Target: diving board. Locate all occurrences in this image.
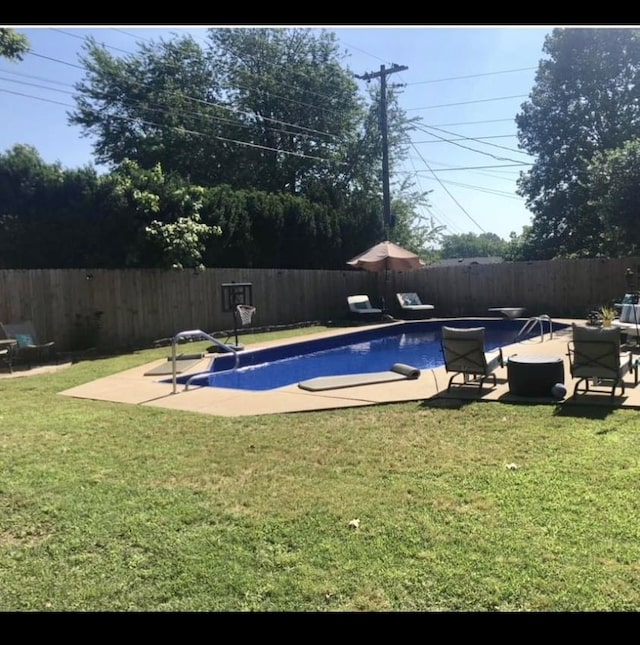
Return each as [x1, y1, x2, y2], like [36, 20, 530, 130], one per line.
[144, 353, 207, 376]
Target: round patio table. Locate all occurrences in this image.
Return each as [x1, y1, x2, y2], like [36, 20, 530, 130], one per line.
[507, 354, 564, 397]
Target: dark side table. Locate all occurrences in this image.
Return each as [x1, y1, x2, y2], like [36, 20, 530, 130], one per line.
[507, 354, 564, 397]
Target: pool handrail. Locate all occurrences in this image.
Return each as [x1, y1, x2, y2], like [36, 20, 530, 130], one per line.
[514, 314, 553, 343]
[171, 329, 239, 394]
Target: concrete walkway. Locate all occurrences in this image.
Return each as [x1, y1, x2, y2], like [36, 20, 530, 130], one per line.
[59, 319, 640, 417]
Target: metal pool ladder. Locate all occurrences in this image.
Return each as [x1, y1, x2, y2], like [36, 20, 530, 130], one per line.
[171, 329, 239, 394]
[514, 314, 553, 343]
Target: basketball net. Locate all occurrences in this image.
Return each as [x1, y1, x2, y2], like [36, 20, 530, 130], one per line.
[236, 304, 256, 326]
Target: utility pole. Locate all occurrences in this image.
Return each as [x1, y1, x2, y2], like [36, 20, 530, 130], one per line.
[356, 63, 408, 238]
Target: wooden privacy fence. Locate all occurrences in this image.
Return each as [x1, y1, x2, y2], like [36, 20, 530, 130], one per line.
[0, 257, 638, 352]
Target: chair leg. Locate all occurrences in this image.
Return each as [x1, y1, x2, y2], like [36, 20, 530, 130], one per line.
[572, 378, 586, 398]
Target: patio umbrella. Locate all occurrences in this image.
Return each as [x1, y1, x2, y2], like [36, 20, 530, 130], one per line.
[346, 240, 426, 273]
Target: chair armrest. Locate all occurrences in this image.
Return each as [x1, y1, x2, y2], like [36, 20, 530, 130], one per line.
[567, 341, 574, 359]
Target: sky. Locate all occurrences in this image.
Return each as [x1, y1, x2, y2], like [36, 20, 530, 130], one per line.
[0, 24, 560, 240]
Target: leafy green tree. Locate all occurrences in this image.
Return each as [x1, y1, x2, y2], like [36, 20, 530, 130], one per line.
[585, 139, 640, 256]
[0, 145, 102, 268]
[70, 34, 229, 184]
[104, 159, 220, 269]
[0, 28, 28, 61]
[439, 232, 508, 259]
[516, 28, 640, 259]
[206, 28, 368, 196]
[68, 27, 421, 269]
[70, 28, 369, 196]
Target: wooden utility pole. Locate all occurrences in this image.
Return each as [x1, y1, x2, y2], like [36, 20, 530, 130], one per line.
[356, 63, 408, 236]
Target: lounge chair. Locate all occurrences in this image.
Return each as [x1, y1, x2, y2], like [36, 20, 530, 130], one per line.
[396, 292, 435, 319]
[347, 295, 383, 321]
[0, 321, 56, 369]
[567, 323, 638, 398]
[440, 325, 504, 391]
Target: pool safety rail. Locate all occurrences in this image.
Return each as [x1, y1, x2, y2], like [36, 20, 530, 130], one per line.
[514, 315, 553, 343]
[171, 329, 239, 394]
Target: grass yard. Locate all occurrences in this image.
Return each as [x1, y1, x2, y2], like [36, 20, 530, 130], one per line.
[1, 326, 639, 612]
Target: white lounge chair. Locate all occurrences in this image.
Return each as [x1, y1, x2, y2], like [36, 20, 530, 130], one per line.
[347, 295, 383, 321]
[396, 292, 434, 319]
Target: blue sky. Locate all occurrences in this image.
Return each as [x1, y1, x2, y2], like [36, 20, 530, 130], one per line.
[0, 24, 558, 240]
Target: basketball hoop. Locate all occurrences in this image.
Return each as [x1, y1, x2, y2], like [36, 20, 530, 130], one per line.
[237, 304, 256, 327]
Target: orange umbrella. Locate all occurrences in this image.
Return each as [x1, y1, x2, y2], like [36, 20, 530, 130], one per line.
[346, 240, 426, 273]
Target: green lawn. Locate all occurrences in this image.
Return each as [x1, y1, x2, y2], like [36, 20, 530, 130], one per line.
[1, 326, 639, 612]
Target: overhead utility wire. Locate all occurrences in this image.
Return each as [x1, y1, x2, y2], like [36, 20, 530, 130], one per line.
[416, 175, 524, 200]
[405, 155, 526, 182]
[101, 27, 346, 117]
[407, 66, 536, 85]
[413, 123, 526, 164]
[79, 28, 537, 130]
[431, 118, 515, 127]
[407, 94, 528, 111]
[25, 50, 340, 141]
[52, 28, 137, 55]
[405, 147, 461, 234]
[29, 31, 537, 148]
[413, 134, 516, 144]
[414, 163, 530, 172]
[410, 141, 486, 234]
[0, 72, 331, 144]
[419, 123, 528, 155]
[0, 88, 343, 164]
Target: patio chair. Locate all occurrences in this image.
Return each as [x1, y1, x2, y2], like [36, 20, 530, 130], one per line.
[347, 295, 383, 321]
[0, 321, 56, 369]
[396, 292, 435, 319]
[567, 323, 638, 398]
[440, 325, 504, 391]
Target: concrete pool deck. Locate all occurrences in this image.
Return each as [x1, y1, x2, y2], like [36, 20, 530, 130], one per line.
[59, 318, 640, 417]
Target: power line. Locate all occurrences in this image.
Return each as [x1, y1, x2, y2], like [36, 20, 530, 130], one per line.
[22, 50, 342, 141]
[404, 156, 525, 182]
[413, 123, 526, 164]
[414, 163, 531, 172]
[0, 88, 344, 164]
[405, 153, 461, 234]
[410, 142, 486, 234]
[407, 66, 536, 85]
[0, 72, 335, 145]
[430, 118, 515, 127]
[418, 123, 528, 155]
[407, 94, 528, 111]
[413, 134, 516, 144]
[418, 176, 523, 200]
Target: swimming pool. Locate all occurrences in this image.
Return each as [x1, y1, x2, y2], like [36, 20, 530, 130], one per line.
[175, 319, 566, 392]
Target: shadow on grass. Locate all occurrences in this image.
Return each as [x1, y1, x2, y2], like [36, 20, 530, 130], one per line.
[552, 398, 625, 420]
[423, 391, 621, 420]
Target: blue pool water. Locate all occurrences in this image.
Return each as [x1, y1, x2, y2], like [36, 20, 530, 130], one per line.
[175, 319, 566, 392]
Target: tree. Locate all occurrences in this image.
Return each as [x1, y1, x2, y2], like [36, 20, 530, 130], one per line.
[585, 139, 640, 256]
[70, 29, 368, 195]
[516, 28, 640, 259]
[0, 28, 28, 61]
[0, 144, 103, 268]
[70, 34, 229, 183]
[104, 159, 220, 269]
[439, 232, 507, 259]
[68, 27, 423, 269]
